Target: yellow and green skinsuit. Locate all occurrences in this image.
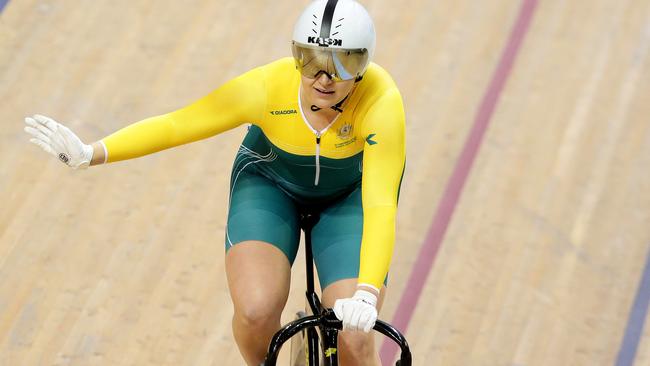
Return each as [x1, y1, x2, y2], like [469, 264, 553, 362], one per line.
[102, 58, 406, 290]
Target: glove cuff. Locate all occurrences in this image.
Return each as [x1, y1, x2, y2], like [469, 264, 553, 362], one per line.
[74, 144, 94, 169]
[352, 289, 378, 308]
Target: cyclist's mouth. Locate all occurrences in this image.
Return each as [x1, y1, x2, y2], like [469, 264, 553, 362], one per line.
[315, 87, 335, 95]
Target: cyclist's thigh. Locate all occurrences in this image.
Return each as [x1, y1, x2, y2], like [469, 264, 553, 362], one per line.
[310, 186, 378, 291]
[226, 240, 294, 315]
[225, 171, 301, 311]
[226, 170, 301, 264]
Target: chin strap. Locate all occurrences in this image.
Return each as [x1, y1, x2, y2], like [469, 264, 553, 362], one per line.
[331, 95, 348, 113]
[310, 96, 346, 113]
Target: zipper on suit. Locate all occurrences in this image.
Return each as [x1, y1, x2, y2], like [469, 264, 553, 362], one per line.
[297, 86, 341, 187]
[315, 133, 322, 185]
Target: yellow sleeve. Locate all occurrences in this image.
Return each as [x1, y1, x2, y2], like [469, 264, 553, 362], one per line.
[102, 67, 266, 162]
[358, 88, 406, 290]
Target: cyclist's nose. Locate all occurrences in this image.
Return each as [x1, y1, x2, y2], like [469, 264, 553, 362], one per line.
[315, 72, 334, 85]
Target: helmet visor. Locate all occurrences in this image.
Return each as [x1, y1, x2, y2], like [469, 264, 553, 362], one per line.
[292, 42, 369, 82]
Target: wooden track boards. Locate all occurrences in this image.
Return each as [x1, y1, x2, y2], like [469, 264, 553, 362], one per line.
[1, 0, 649, 365]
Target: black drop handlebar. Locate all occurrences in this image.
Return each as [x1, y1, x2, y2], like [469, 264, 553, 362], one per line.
[263, 309, 412, 366]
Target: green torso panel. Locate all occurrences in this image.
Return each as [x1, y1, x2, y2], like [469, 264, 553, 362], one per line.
[235, 124, 364, 203]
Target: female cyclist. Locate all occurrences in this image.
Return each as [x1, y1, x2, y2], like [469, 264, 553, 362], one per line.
[24, 1, 405, 365]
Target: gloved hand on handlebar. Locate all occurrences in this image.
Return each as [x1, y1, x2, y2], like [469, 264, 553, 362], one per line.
[333, 288, 378, 333]
[24, 114, 94, 169]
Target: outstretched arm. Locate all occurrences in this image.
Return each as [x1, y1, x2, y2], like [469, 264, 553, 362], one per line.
[100, 67, 266, 163]
[26, 66, 267, 167]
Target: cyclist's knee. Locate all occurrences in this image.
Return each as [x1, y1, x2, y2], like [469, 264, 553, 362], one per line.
[234, 300, 282, 330]
[337, 331, 375, 362]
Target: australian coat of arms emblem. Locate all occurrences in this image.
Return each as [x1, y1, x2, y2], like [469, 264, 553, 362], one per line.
[337, 123, 353, 140]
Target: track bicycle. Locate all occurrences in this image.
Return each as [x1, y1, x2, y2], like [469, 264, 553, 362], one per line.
[263, 212, 412, 366]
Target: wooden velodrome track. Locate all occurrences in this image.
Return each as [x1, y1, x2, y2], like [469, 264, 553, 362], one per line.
[1, 0, 649, 365]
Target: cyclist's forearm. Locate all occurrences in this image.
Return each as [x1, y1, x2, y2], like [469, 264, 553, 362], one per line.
[358, 205, 397, 290]
[99, 114, 185, 163]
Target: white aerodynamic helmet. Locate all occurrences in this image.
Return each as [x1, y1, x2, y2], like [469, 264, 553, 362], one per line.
[292, 0, 376, 81]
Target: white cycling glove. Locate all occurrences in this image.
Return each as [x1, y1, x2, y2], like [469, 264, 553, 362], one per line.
[24, 114, 94, 169]
[333, 289, 378, 333]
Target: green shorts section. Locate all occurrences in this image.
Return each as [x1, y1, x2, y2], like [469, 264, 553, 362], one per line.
[310, 186, 366, 289]
[226, 171, 301, 264]
[226, 169, 382, 289]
